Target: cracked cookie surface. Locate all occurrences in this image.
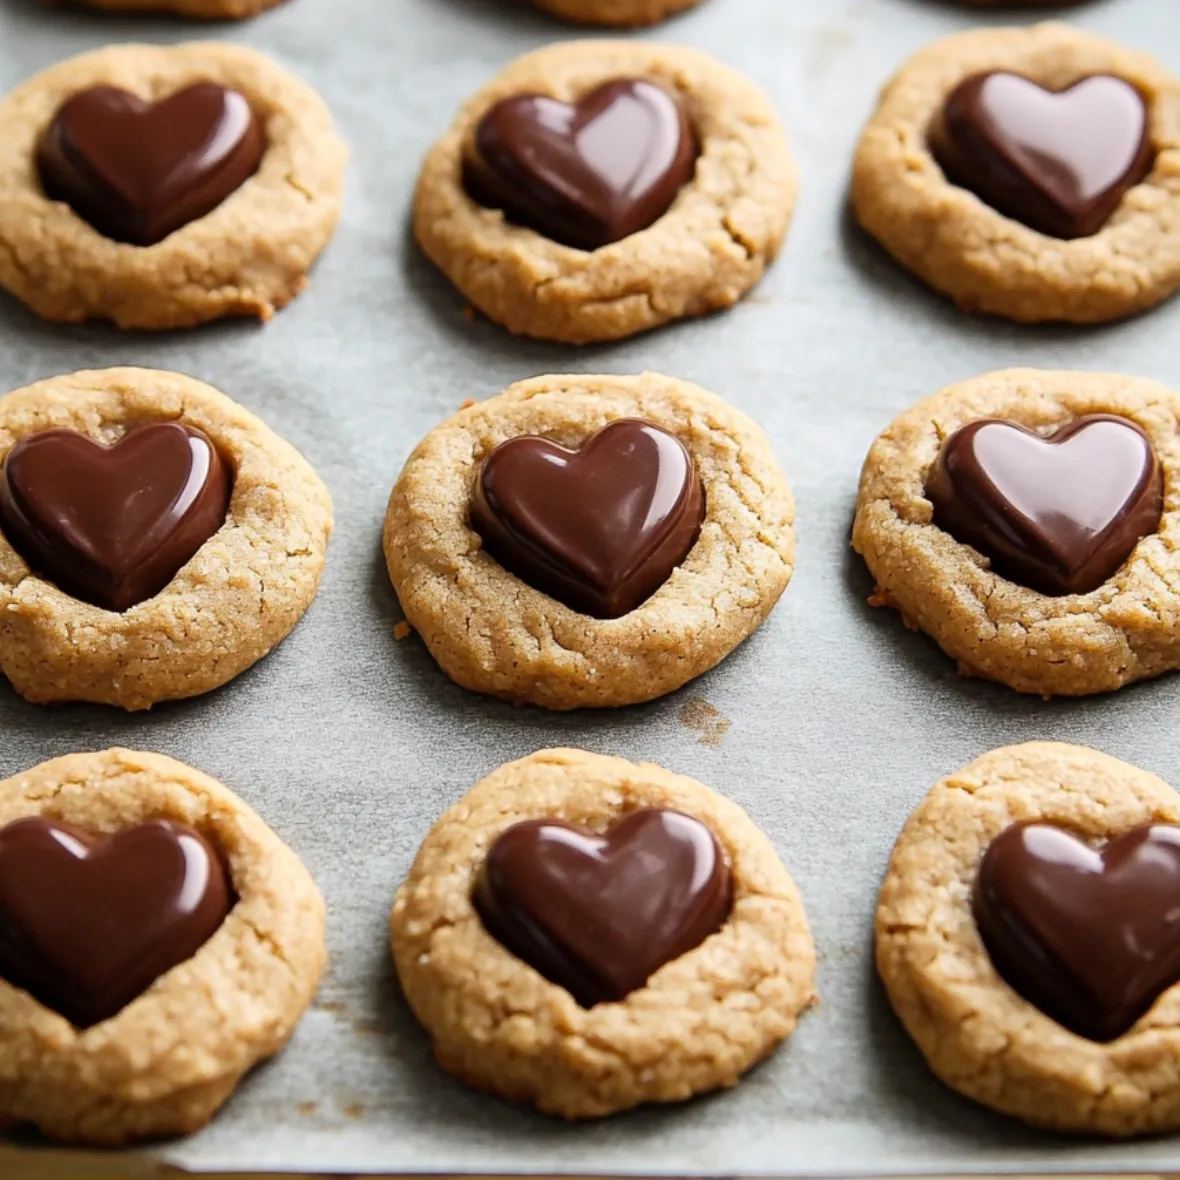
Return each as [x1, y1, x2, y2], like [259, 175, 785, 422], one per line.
[413, 40, 795, 344]
[528, 0, 705, 25]
[43, 0, 288, 15]
[0, 42, 346, 330]
[384, 372, 794, 709]
[878, 741, 1180, 1136]
[852, 24, 1180, 323]
[852, 368, 1180, 697]
[0, 747, 325, 1146]
[391, 747, 816, 1119]
[0, 367, 333, 711]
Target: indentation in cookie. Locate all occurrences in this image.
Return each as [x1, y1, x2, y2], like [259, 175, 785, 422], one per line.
[0, 817, 233, 1029]
[36, 83, 264, 247]
[470, 418, 705, 619]
[0, 422, 233, 612]
[463, 78, 698, 250]
[473, 809, 732, 1006]
[929, 72, 1153, 239]
[974, 821, 1180, 1042]
[924, 414, 1162, 596]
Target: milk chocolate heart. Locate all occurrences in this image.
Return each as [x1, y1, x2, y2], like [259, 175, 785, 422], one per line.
[0, 422, 232, 612]
[465, 78, 698, 250]
[474, 810, 731, 1007]
[37, 83, 264, 247]
[925, 414, 1162, 596]
[930, 72, 1153, 239]
[0, 817, 232, 1028]
[470, 418, 704, 618]
[975, 822, 1180, 1042]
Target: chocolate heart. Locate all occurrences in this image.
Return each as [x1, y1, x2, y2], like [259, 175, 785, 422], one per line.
[925, 414, 1162, 596]
[37, 83, 264, 247]
[0, 422, 232, 612]
[975, 822, 1180, 1042]
[464, 78, 698, 250]
[0, 817, 232, 1028]
[474, 809, 731, 1007]
[930, 72, 1153, 239]
[470, 418, 704, 619]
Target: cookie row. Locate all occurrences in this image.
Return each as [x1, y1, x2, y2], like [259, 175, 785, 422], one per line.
[1, 24, 1176, 334]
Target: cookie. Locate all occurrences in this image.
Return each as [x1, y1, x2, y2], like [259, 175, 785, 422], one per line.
[391, 747, 816, 1119]
[0, 367, 333, 711]
[528, 0, 704, 25]
[0, 747, 325, 1145]
[43, 0, 288, 15]
[852, 367, 1180, 697]
[852, 24, 1180, 323]
[384, 372, 794, 709]
[878, 740, 1180, 1137]
[0, 42, 346, 330]
[414, 41, 795, 343]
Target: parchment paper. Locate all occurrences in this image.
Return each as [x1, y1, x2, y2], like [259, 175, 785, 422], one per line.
[1, 0, 1180, 1173]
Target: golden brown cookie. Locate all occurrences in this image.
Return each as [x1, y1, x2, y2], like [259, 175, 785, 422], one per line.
[852, 24, 1180, 323]
[414, 40, 796, 344]
[384, 372, 794, 709]
[43, 0, 288, 15]
[0, 42, 346, 330]
[0, 367, 333, 711]
[391, 748, 816, 1119]
[878, 741, 1180, 1137]
[0, 747, 325, 1146]
[852, 368, 1180, 697]
[529, 0, 704, 25]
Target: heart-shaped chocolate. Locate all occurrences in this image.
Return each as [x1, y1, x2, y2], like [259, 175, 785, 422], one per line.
[470, 418, 704, 619]
[37, 83, 264, 247]
[464, 78, 698, 250]
[0, 422, 232, 612]
[930, 72, 1153, 239]
[0, 817, 232, 1028]
[975, 822, 1180, 1042]
[474, 809, 731, 1007]
[925, 414, 1162, 596]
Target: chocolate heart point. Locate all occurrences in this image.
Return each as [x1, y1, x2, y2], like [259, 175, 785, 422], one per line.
[465, 78, 698, 250]
[0, 817, 232, 1028]
[0, 422, 232, 612]
[926, 414, 1162, 596]
[471, 418, 704, 619]
[475, 809, 732, 1006]
[975, 822, 1180, 1042]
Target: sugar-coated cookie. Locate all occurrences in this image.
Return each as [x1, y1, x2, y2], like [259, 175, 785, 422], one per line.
[529, 0, 704, 25]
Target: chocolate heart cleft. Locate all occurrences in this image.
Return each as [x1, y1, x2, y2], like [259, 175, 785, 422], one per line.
[474, 809, 732, 1007]
[975, 821, 1180, 1042]
[0, 817, 233, 1029]
[0, 422, 233, 612]
[470, 418, 705, 619]
[464, 78, 698, 250]
[925, 414, 1163, 596]
[37, 83, 264, 247]
[930, 72, 1153, 240]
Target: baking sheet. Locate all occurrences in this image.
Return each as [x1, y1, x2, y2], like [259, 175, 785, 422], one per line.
[1, 0, 1180, 1173]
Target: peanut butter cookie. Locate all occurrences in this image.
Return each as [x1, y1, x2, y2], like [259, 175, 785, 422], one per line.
[0, 747, 325, 1146]
[852, 24, 1180, 323]
[391, 748, 815, 1119]
[852, 368, 1180, 697]
[414, 40, 795, 343]
[529, 0, 704, 25]
[384, 372, 794, 709]
[879, 741, 1180, 1136]
[0, 42, 345, 329]
[0, 367, 333, 710]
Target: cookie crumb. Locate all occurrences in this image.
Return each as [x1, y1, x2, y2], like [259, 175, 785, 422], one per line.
[297, 1101, 317, 1117]
[394, 621, 413, 641]
[344, 1103, 366, 1120]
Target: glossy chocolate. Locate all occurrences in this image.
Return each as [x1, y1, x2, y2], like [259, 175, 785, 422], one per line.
[474, 809, 732, 1007]
[0, 817, 232, 1029]
[470, 418, 704, 619]
[465, 78, 698, 250]
[925, 414, 1162, 596]
[975, 822, 1180, 1042]
[930, 72, 1153, 239]
[37, 83, 264, 247]
[0, 422, 232, 613]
